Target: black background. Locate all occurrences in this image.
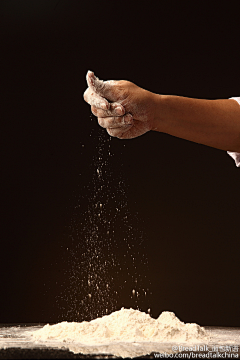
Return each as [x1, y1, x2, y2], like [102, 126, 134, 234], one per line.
[1, 1, 240, 327]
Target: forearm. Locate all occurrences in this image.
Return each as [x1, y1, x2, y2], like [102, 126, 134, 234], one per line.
[151, 95, 240, 152]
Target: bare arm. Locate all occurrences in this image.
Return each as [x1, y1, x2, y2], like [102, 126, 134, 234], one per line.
[151, 95, 240, 152]
[84, 71, 240, 152]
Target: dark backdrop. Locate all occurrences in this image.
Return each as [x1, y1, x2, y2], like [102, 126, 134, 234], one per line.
[1, 1, 240, 327]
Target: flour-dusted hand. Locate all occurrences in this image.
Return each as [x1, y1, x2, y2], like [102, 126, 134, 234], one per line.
[84, 71, 240, 153]
[83, 71, 157, 139]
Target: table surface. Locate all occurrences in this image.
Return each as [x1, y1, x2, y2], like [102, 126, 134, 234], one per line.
[0, 324, 240, 359]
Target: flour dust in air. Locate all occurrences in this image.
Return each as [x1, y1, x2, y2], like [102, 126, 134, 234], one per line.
[56, 125, 151, 322]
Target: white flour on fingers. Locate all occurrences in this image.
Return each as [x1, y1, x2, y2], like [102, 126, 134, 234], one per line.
[84, 87, 109, 110]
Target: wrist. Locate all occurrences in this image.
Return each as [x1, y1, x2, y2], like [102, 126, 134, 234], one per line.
[149, 93, 166, 132]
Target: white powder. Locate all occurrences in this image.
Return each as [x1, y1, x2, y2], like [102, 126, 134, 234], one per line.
[32, 308, 208, 345]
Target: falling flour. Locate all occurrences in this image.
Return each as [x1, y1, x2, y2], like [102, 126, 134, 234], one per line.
[57, 130, 151, 322]
[32, 308, 208, 345]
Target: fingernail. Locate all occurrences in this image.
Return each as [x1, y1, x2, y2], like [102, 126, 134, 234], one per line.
[116, 106, 124, 115]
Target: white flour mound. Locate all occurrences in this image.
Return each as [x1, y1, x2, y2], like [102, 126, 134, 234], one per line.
[32, 308, 207, 345]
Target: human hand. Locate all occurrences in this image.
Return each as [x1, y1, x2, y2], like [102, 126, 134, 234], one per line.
[83, 71, 157, 139]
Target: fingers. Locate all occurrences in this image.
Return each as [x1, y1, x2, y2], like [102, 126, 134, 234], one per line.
[83, 87, 110, 110]
[84, 85, 125, 115]
[84, 71, 137, 139]
[91, 103, 125, 117]
[87, 71, 106, 92]
[107, 125, 132, 138]
[86, 70, 117, 102]
[98, 113, 133, 129]
[106, 120, 150, 140]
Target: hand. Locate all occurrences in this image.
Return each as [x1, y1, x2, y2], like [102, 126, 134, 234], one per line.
[83, 71, 157, 139]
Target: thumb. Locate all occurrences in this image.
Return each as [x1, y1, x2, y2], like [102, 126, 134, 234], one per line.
[87, 71, 117, 102]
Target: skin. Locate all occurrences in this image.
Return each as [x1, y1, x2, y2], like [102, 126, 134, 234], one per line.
[83, 71, 240, 152]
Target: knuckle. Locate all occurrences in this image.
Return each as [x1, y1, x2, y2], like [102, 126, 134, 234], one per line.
[101, 109, 110, 117]
[110, 116, 123, 128]
[98, 118, 105, 127]
[117, 132, 125, 139]
[91, 106, 98, 116]
[106, 117, 115, 127]
[107, 128, 116, 137]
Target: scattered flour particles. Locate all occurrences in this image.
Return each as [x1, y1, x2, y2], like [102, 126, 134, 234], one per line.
[33, 308, 208, 345]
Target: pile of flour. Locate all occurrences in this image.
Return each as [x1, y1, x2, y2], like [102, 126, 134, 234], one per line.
[32, 308, 208, 345]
